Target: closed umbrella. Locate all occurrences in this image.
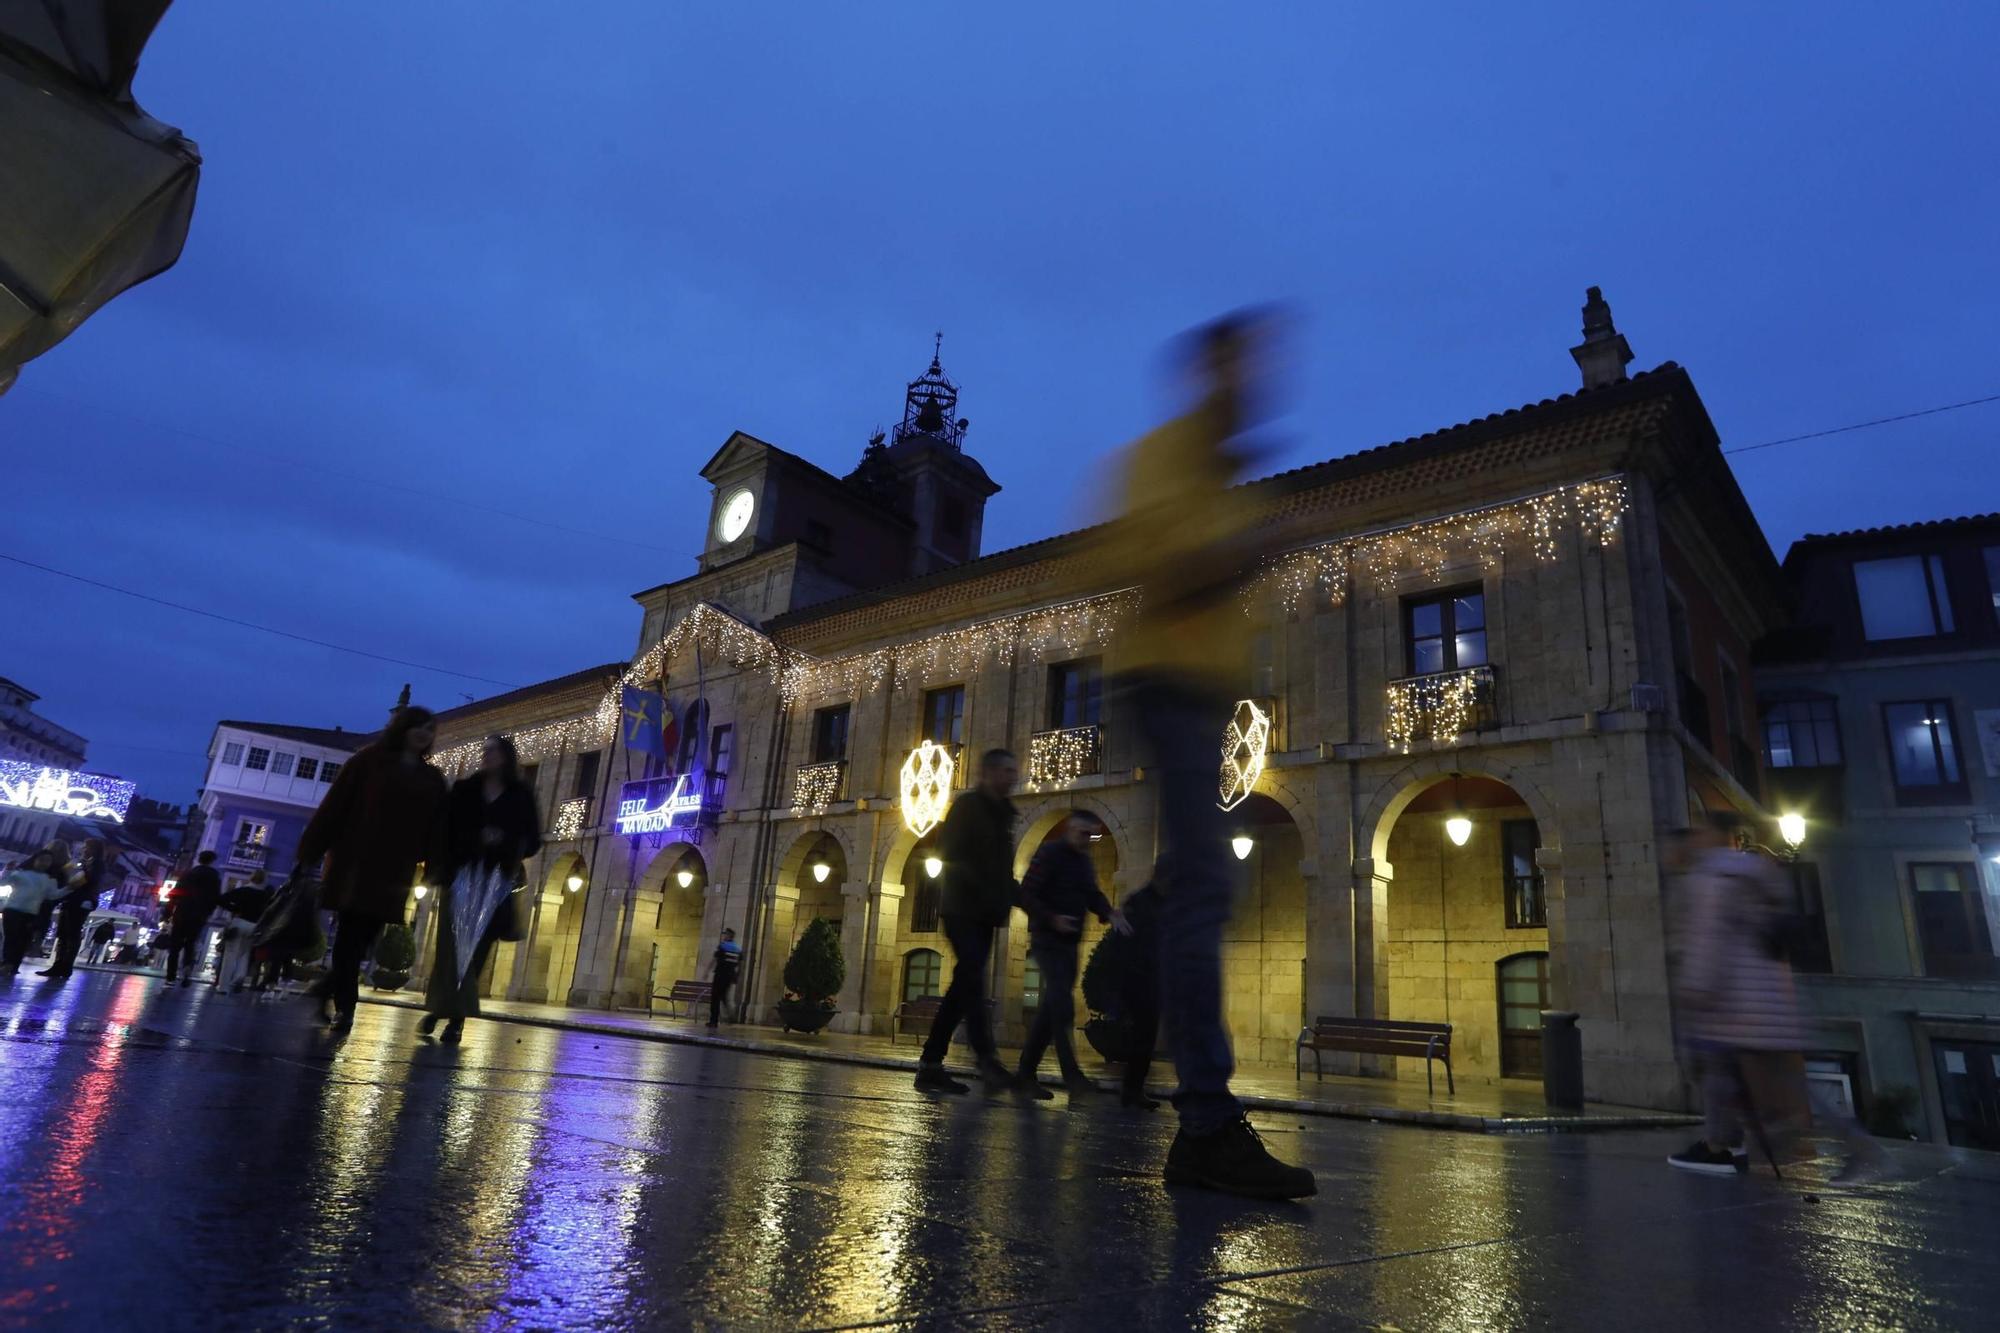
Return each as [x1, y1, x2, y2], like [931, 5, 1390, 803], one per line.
[0, 0, 200, 392]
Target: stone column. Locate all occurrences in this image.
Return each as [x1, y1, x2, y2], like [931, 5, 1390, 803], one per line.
[832, 879, 870, 1033]
[1351, 856, 1393, 1020]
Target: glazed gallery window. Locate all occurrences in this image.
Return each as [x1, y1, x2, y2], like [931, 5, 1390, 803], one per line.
[902, 948, 943, 1003]
[1883, 701, 1967, 802]
[1853, 555, 1954, 641]
[320, 762, 341, 784]
[234, 820, 269, 848]
[1762, 698, 1842, 768]
[1500, 819, 1546, 929]
[220, 742, 244, 767]
[1908, 862, 2000, 980]
[922, 685, 965, 747]
[295, 756, 318, 782]
[572, 749, 602, 800]
[1405, 587, 1487, 676]
[812, 705, 851, 764]
[270, 752, 295, 778]
[1046, 658, 1101, 730]
[244, 747, 270, 772]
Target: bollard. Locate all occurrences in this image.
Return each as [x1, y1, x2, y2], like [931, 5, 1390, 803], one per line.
[1540, 1010, 1584, 1110]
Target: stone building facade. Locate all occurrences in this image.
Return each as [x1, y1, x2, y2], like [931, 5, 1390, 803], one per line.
[425, 301, 1787, 1111]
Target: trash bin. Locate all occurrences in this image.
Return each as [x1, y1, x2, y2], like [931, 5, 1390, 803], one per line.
[1541, 1010, 1583, 1110]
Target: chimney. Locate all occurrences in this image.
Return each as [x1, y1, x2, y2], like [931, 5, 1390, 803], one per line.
[391, 682, 411, 716]
[1569, 285, 1633, 390]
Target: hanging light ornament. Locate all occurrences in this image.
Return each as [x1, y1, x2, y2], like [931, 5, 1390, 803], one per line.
[923, 854, 944, 879]
[1218, 698, 1272, 811]
[811, 860, 832, 884]
[1444, 773, 1472, 847]
[899, 740, 956, 836]
[1231, 834, 1255, 861]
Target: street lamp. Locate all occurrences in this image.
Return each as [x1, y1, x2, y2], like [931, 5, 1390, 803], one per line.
[677, 868, 695, 889]
[566, 872, 585, 893]
[1444, 773, 1472, 846]
[414, 883, 429, 901]
[923, 854, 944, 879]
[1777, 812, 1807, 852]
[1231, 834, 1254, 861]
[811, 860, 831, 884]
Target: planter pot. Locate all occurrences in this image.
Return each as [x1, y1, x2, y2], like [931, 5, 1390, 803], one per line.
[778, 997, 837, 1034]
[370, 970, 410, 992]
[1084, 1016, 1136, 1064]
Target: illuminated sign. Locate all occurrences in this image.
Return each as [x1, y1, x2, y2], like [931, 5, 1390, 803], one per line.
[0, 760, 135, 823]
[615, 773, 706, 835]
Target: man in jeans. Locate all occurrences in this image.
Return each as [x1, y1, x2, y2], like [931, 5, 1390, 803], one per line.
[1095, 310, 1315, 1198]
[708, 927, 741, 1028]
[1015, 811, 1129, 1099]
[915, 748, 1020, 1096]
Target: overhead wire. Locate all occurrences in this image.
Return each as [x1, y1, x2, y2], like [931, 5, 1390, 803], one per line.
[1723, 393, 2000, 456]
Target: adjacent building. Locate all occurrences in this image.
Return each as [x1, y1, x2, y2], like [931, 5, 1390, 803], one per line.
[1756, 513, 2000, 1148]
[424, 296, 1794, 1113]
[0, 675, 135, 860]
[189, 721, 368, 888]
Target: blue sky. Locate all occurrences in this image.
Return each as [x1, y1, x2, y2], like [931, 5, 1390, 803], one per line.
[6, 3, 1997, 803]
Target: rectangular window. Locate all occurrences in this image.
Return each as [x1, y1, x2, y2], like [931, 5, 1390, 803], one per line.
[244, 747, 270, 772]
[1909, 862, 2000, 980]
[1787, 862, 1834, 974]
[922, 686, 965, 747]
[320, 762, 341, 784]
[1500, 819, 1545, 929]
[1762, 698, 1842, 768]
[1854, 554, 1954, 640]
[1404, 587, 1487, 676]
[270, 752, 295, 777]
[812, 705, 851, 764]
[235, 820, 269, 847]
[220, 742, 244, 767]
[295, 756, 318, 781]
[1883, 700, 1967, 802]
[708, 725, 733, 803]
[572, 750, 602, 800]
[1046, 658, 1102, 730]
[910, 875, 942, 934]
[1718, 659, 1745, 740]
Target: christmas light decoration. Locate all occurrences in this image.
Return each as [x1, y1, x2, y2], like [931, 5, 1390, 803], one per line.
[1026, 726, 1100, 788]
[0, 760, 135, 823]
[898, 741, 956, 836]
[551, 796, 590, 841]
[1218, 699, 1272, 811]
[1384, 666, 1491, 753]
[791, 761, 844, 818]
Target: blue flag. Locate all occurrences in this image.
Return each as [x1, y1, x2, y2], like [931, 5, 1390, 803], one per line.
[620, 686, 668, 756]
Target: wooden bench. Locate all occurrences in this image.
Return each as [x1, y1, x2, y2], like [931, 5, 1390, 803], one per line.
[655, 979, 712, 1018]
[1296, 1016, 1455, 1096]
[891, 995, 943, 1044]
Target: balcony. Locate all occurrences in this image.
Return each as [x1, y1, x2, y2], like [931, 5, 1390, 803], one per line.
[791, 760, 846, 817]
[551, 796, 592, 841]
[1027, 725, 1102, 788]
[1384, 664, 1496, 753]
[226, 842, 268, 869]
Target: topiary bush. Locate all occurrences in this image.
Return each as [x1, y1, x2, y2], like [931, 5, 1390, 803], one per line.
[782, 917, 845, 1005]
[372, 922, 416, 973]
[1081, 929, 1130, 1019]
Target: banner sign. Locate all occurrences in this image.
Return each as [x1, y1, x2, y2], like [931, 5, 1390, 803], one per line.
[615, 773, 706, 835]
[0, 760, 135, 823]
[620, 687, 670, 757]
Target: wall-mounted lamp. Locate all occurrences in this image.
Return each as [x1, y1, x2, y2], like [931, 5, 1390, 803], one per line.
[923, 855, 943, 879]
[1777, 812, 1807, 852]
[811, 860, 831, 884]
[1231, 834, 1255, 861]
[1445, 773, 1472, 847]
[413, 883, 429, 901]
[566, 872, 585, 893]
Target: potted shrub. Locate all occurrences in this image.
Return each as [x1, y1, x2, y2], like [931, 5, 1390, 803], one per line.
[369, 922, 416, 992]
[777, 917, 844, 1034]
[1081, 929, 1138, 1063]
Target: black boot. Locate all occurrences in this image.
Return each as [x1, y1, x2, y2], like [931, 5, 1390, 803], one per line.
[1164, 1117, 1316, 1199]
[440, 1018, 464, 1045]
[1013, 1072, 1055, 1101]
[1121, 1088, 1163, 1110]
[977, 1059, 1014, 1096]
[417, 1013, 440, 1037]
[914, 1062, 969, 1095]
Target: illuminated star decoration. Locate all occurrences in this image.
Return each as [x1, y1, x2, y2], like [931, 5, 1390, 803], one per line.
[899, 741, 956, 836]
[1217, 699, 1271, 811]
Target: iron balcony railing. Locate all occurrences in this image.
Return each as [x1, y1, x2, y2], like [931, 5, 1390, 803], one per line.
[1027, 724, 1102, 787]
[791, 760, 846, 817]
[1384, 663, 1496, 752]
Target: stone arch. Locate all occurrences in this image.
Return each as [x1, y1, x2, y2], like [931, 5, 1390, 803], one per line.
[628, 840, 709, 997]
[1223, 792, 1311, 1066]
[1010, 794, 1130, 882]
[761, 829, 852, 1007]
[523, 850, 590, 1004]
[1246, 767, 1319, 861]
[1358, 754, 1561, 868]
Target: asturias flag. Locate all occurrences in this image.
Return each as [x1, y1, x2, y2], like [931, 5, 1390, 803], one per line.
[620, 687, 668, 756]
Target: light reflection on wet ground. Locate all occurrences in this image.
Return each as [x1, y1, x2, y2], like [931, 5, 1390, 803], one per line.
[0, 973, 1992, 1330]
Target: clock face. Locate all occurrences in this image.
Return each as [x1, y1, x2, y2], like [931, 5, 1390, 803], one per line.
[716, 489, 755, 543]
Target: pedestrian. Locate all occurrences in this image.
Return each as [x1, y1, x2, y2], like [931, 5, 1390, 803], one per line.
[1666, 818, 1890, 1183]
[0, 850, 63, 979]
[1114, 880, 1165, 1110]
[28, 838, 72, 960]
[38, 837, 106, 980]
[419, 735, 538, 1045]
[214, 870, 275, 992]
[1092, 310, 1315, 1198]
[706, 927, 742, 1028]
[914, 748, 1021, 1097]
[85, 918, 116, 966]
[163, 850, 223, 986]
[295, 704, 448, 1033]
[1014, 811, 1130, 1100]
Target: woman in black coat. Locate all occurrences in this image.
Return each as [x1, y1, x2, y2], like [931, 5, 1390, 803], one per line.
[419, 735, 541, 1044]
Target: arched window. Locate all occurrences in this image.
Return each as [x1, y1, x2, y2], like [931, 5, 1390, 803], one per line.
[1497, 952, 1551, 1078]
[902, 948, 943, 1003]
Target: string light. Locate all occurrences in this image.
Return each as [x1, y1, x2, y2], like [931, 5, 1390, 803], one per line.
[551, 796, 589, 841]
[1026, 726, 1100, 788]
[1218, 698, 1272, 811]
[899, 741, 956, 836]
[1385, 666, 1490, 753]
[791, 761, 844, 818]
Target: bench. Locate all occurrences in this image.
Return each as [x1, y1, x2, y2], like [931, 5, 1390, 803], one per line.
[1296, 1016, 1455, 1096]
[655, 979, 712, 1018]
[891, 995, 943, 1044]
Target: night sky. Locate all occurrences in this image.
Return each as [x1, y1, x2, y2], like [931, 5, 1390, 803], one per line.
[6, 4, 1997, 806]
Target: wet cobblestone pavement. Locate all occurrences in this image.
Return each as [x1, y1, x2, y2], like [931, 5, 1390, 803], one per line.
[2, 972, 1994, 1331]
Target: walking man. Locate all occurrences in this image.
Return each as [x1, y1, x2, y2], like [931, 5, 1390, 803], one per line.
[708, 927, 741, 1028]
[86, 918, 117, 966]
[914, 748, 1020, 1096]
[1015, 811, 1128, 1099]
[1094, 310, 1315, 1197]
[39, 837, 106, 980]
[164, 851, 222, 987]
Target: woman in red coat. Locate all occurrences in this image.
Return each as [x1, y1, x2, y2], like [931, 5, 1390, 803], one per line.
[294, 705, 448, 1030]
